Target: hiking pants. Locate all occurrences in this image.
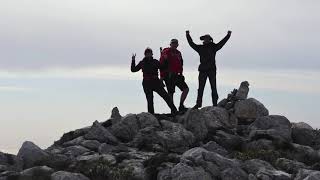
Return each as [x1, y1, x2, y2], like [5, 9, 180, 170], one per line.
[196, 70, 218, 106]
[142, 79, 176, 114]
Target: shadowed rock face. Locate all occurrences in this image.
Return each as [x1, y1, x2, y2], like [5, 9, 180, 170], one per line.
[2, 81, 320, 180]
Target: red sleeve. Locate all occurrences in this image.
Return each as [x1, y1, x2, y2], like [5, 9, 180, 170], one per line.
[159, 48, 170, 78]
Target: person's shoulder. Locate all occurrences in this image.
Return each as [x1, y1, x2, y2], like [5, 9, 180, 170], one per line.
[162, 47, 171, 53]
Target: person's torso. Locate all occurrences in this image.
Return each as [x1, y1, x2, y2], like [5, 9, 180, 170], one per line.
[141, 58, 160, 80]
[163, 48, 183, 73]
[197, 43, 217, 71]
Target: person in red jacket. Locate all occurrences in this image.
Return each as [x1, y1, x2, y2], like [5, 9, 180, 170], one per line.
[131, 48, 177, 115]
[160, 39, 189, 112]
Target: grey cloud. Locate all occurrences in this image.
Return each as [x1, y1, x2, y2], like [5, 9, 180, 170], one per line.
[0, 0, 319, 71]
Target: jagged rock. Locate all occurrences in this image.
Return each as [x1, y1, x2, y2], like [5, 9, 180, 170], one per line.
[0, 152, 23, 172]
[249, 115, 292, 145]
[221, 167, 248, 180]
[17, 141, 50, 169]
[143, 153, 181, 179]
[241, 159, 275, 175]
[98, 143, 129, 154]
[117, 148, 156, 163]
[256, 168, 291, 180]
[156, 120, 195, 153]
[118, 159, 148, 180]
[248, 174, 258, 180]
[294, 169, 320, 180]
[110, 114, 140, 142]
[202, 141, 229, 156]
[0, 165, 7, 173]
[236, 125, 250, 136]
[165, 163, 213, 180]
[131, 127, 164, 151]
[275, 158, 308, 174]
[84, 120, 118, 145]
[54, 127, 90, 146]
[111, 106, 122, 121]
[156, 163, 175, 180]
[44, 153, 72, 170]
[201, 106, 234, 130]
[212, 130, 243, 150]
[19, 165, 54, 179]
[62, 136, 84, 147]
[0, 171, 20, 179]
[76, 154, 116, 165]
[177, 109, 208, 141]
[292, 127, 320, 148]
[62, 145, 90, 157]
[51, 171, 90, 180]
[292, 122, 313, 130]
[291, 143, 320, 164]
[235, 81, 250, 100]
[111, 113, 159, 143]
[137, 112, 161, 129]
[234, 98, 269, 124]
[182, 147, 239, 171]
[80, 140, 101, 151]
[244, 139, 275, 151]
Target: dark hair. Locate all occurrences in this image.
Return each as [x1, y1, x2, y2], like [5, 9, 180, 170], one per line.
[144, 48, 153, 55]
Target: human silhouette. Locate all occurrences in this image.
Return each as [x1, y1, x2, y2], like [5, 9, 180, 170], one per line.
[159, 39, 189, 112]
[186, 30, 231, 108]
[131, 48, 178, 114]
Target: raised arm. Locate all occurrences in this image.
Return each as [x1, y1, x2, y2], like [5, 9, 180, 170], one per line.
[186, 30, 200, 52]
[216, 31, 232, 50]
[131, 54, 142, 72]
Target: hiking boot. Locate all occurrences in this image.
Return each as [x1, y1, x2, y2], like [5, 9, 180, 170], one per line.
[192, 104, 202, 109]
[179, 105, 188, 112]
[171, 108, 178, 115]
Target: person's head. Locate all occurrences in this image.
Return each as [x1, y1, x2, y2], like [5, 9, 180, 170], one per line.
[144, 47, 153, 58]
[170, 39, 179, 49]
[200, 34, 213, 44]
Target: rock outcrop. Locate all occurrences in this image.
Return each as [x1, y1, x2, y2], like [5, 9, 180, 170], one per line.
[1, 81, 319, 180]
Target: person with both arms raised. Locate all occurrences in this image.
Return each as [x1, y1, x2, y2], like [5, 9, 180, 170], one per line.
[186, 30, 232, 109]
[131, 48, 177, 115]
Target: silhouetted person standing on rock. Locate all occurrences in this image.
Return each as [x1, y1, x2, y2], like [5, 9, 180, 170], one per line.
[131, 48, 178, 114]
[160, 39, 189, 112]
[186, 30, 231, 109]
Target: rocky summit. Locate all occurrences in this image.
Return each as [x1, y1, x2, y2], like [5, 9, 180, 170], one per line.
[1, 81, 320, 180]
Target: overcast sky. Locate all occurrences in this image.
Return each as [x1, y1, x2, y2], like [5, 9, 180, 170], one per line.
[0, 0, 319, 71]
[0, 0, 320, 154]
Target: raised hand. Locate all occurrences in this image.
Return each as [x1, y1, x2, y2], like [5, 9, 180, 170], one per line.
[132, 53, 136, 61]
[228, 30, 232, 35]
[186, 30, 190, 34]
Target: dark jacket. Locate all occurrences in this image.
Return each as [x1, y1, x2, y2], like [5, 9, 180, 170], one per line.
[186, 33, 231, 72]
[131, 57, 168, 80]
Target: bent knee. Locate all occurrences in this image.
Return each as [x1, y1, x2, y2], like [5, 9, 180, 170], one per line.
[184, 87, 189, 93]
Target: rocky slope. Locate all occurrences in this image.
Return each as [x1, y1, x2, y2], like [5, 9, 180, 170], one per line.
[1, 81, 320, 180]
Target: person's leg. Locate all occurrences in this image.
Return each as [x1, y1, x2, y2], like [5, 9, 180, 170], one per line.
[194, 71, 208, 108]
[164, 74, 175, 104]
[208, 70, 218, 106]
[143, 81, 155, 114]
[154, 80, 177, 114]
[180, 87, 189, 106]
[176, 75, 189, 111]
